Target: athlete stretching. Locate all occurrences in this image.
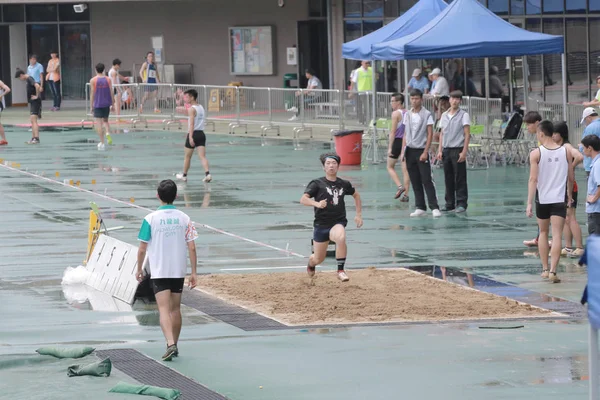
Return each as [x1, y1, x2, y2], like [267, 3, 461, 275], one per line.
[301, 153, 363, 282]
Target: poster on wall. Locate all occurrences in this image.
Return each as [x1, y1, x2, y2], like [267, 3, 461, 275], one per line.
[229, 26, 273, 76]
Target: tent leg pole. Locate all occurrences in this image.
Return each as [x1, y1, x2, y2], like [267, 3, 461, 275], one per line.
[590, 325, 599, 400]
[404, 60, 409, 97]
[561, 53, 567, 121]
[485, 58, 490, 137]
[508, 56, 513, 114]
[371, 59, 378, 164]
[523, 56, 530, 114]
[397, 60, 401, 92]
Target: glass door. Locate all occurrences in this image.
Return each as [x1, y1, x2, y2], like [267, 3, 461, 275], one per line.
[27, 23, 59, 95]
[60, 24, 91, 100]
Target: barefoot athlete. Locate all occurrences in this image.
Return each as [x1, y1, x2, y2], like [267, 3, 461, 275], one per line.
[137, 179, 198, 361]
[301, 153, 363, 282]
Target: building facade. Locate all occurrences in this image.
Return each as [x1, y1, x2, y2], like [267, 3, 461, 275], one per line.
[0, 0, 598, 105]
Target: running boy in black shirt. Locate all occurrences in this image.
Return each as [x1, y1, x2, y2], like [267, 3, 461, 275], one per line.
[301, 153, 363, 282]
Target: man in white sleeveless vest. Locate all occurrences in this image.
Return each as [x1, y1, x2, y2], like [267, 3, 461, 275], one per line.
[437, 90, 470, 213]
[401, 89, 440, 217]
[526, 120, 573, 284]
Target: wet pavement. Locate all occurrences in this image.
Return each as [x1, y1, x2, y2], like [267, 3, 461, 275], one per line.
[0, 127, 593, 399]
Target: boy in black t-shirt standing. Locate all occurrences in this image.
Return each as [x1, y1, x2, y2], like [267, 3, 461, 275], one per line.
[301, 153, 363, 282]
[15, 69, 42, 144]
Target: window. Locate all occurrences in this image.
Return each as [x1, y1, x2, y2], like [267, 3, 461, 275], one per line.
[543, 0, 564, 13]
[26, 4, 57, 22]
[566, 18, 587, 103]
[511, 0, 524, 15]
[566, 0, 587, 13]
[344, 0, 361, 17]
[488, 0, 509, 15]
[344, 21, 362, 84]
[592, 0, 600, 12]
[542, 18, 563, 103]
[589, 19, 600, 102]
[526, 0, 541, 15]
[399, 0, 416, 13]
[363, 20, 383, 35]
[363, 0, 384, 17]
[384, 0, 399, 18]
[59, 4, 90, 21]
[525, 19, 543, 101]
[3, 4, 24, 22]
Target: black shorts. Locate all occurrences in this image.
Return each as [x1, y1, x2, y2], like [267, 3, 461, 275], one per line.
[185, 130, 206, 149]
[389, 138, 404, 159]
[151, 278, 185, 294]
[313, 223, 346, 243]
[29, 99, 42, 118]
[94, 107, 110, 119]
[536, 202, 567, 220]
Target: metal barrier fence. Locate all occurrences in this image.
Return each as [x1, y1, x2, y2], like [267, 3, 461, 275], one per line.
[84, 83, 587, 144]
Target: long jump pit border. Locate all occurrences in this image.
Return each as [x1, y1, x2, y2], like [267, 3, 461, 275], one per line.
[181, 266, 585, 331]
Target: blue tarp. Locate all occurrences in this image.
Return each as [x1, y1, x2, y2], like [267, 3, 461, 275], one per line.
[342, 0, 447, 60]
[371, 0, 564, 60]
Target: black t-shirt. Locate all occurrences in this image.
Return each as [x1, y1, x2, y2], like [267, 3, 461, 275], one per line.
[26, 77, 37, 102]
[304, 177, 356, 227]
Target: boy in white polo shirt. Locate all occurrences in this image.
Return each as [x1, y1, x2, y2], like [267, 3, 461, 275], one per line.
[136, 179, 198, 361]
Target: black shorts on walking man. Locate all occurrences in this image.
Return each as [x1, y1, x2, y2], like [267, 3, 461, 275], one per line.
[437, 90, 470, 213]
[401, 89, 440, 217]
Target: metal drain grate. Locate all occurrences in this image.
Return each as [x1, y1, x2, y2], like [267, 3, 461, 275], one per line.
[182, 289, 290, 331]
[95, 348, 229, 400]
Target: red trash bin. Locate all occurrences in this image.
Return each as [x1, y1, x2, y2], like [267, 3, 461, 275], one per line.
[333, 130, 363, 166]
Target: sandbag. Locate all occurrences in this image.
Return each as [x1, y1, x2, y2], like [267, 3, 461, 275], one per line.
[109, 382, 181, 400]
[67, 357, 112, 377]
[36, 346, 95, 359]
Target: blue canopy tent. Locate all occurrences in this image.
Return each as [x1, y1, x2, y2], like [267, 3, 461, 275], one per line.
[342, 0, 447, 61]
[341, 0, 448, 163]
[371, 0, 566, 120]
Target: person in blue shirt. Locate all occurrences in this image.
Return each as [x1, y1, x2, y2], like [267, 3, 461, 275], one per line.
[583, 135, 600, 235]
[407, 69, 429, 94]
[27, 54, 44, 95]
[580, 107, 600, 176]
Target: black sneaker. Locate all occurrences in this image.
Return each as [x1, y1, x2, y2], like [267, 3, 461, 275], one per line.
[440, 206, 455, 212]
[394, 186, 405, 199]
[162, 344, 178, 361]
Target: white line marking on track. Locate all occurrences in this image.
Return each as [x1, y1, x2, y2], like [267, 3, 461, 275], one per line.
[1, 164, 306, 258]
[220, 266, 307, 271]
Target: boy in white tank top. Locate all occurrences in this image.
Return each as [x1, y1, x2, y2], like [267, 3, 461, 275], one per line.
[526, 120, 574, 283]
[175, 89, 211, 183]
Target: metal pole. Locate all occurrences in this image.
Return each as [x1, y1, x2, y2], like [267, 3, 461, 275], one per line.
[326, 0, 334, 89]
[485, 58, 490, 137]
[404, 60, 409, 96]
[397, 60, 401, 92]
[523, 56, 530, 114]
[371, 59, 379, 163]
[590, 325, 599, 400]
[508, 57, 513, 114]
[561, 53, 568, 121]
[463, 58, 467, 95]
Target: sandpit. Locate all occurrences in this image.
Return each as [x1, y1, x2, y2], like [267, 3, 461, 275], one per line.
[196, 268, 555, 325]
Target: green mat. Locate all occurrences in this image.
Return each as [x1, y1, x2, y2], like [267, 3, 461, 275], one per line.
[68, 357, 112, 377]
[109, 381, 181, 400]
[36, 346, 96, 359]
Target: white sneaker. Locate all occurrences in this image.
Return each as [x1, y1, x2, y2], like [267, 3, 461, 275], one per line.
[287, 106, 298, 113]
[289, 115, 298, 121]
[203, 174, 212, 183]
[337, 271, 349, 282]
[432, 209, 442, 218]
[410, 209, 427, 217]
[97, 142, 105, 151]
[175, 173, 187, 182]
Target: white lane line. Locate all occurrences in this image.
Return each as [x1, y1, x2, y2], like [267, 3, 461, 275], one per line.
[0, 164, 306, 258]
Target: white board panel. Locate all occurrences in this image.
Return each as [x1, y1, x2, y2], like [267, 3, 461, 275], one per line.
[85, 235, 143, 305]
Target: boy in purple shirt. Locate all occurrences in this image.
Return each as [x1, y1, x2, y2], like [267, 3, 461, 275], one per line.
[90, 63, 114, 150]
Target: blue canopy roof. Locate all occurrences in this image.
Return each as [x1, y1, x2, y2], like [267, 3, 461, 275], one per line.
[342, 0, 447, 60]
[371, 0, 564, 60]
